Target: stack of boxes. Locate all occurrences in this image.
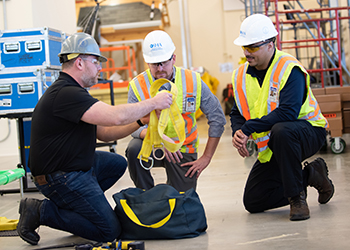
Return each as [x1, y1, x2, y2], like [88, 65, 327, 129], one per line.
[312, 86, 350, 138]
[0, 27, 66, 115]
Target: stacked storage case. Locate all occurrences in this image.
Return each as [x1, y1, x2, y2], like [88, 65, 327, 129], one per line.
[0, 27, 66, 114]
[0, 27, 66, 191]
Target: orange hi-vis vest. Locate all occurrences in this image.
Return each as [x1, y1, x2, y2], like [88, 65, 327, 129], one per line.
[232, 49, 328, 163]
[129, 67, 202, 153]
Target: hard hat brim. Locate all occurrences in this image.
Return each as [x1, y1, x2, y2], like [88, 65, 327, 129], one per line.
[143, 50, 174, 64]
[233, 36, 254, 46]
[58, 52, 107, 63]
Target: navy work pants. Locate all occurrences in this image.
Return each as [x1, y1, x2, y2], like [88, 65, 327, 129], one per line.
[36, 151, 127, 241]
[243, 120, 327, 213]
[126, 138, 197, 192]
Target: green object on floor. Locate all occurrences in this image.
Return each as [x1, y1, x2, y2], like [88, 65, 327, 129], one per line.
[0, 168, 25, 185]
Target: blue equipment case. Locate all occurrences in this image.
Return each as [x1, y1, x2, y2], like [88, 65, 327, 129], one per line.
[0, 67, 59, 114]
[0, 27, 66, 70]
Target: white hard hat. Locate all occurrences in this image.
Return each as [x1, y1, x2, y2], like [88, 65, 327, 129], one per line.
[58, 32, 107, 63]
[142, 30, 176, 63]
[234, 14, 278, 46]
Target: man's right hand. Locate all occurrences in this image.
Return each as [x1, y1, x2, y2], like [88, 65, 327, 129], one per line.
[232, 129, 250, 158]
[153, 91, 173, 110]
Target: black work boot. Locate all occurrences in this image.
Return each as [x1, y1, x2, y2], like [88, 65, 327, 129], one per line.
[17, 198, 43, 245]
[304, 158, 335, 204]
[288, 191, 310, 221]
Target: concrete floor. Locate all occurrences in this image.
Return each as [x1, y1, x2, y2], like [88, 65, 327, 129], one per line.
[1, 116, 350, 250]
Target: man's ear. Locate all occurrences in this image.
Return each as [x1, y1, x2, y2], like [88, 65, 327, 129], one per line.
[75, 57, 84, 70]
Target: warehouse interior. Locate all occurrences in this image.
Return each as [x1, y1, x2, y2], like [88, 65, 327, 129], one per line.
[1, 0, 350, 249]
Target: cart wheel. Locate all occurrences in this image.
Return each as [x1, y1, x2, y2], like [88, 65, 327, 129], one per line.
[330, 138, 346, 154]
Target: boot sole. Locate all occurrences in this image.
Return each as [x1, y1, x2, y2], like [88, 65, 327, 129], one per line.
[290, 214, 310, 221]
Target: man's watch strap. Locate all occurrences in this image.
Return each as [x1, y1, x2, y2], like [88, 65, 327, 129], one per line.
[137, 119, 144, 126]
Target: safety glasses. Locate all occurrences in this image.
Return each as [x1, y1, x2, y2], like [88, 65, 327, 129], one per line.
[81, 58, 101, 67]
[241, 40, 271, 53]
[149, 54, 174, 68]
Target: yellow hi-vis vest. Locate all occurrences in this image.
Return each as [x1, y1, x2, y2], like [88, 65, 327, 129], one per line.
[232, 49, 328, 163]
[128, 67, 202, 153]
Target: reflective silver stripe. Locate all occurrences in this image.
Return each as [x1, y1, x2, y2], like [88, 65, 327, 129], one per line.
[255, 134, 270, 152]
[267, 55, 299, 113]
[133, 71, 153, 100]
[180, 69, 188, 96]
[177, 68, 199, 152]
[192, 70, 198, 96]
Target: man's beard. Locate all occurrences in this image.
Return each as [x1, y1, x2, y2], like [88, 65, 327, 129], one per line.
[81, 73, 97, 88]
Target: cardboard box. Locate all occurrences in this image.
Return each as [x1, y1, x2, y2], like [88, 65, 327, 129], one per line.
[316, 94, 341, 103]
[343, 110, 350, 128]
[316, 94, 342, 113]
[330, 129, 343, 137]
[318, 102, 342, 113]
[325, 86, 350, 95]
[311, 88, 325, 96]
[323, 112, 342, 119]
[327, 117, 343, 130]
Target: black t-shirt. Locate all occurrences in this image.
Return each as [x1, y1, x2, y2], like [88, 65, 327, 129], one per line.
[29, 72, 99, 176]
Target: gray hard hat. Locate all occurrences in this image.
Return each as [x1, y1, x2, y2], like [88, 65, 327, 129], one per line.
[58, 32, 107, 63]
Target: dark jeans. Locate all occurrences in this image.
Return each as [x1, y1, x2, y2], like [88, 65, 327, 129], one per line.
[36, 151, 127, 242]
[243, 121, 327, 213]
[125, 138, 197, 192]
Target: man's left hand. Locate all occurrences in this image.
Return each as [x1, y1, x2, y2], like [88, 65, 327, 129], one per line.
[181, 155, 211, 179]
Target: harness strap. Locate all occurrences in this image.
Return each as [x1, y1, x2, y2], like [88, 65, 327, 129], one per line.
[138, 79, 186, 169]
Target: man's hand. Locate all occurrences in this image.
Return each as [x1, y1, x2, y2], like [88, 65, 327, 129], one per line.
[232, 129, 249, 157]
[162, 134, 183, 163]
[181, 155, 211, 179]
[140, 114, 150, 125]
[153, 91, 173, 110]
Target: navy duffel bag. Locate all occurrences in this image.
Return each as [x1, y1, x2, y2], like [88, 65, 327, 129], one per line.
[113, 184, 207, 240]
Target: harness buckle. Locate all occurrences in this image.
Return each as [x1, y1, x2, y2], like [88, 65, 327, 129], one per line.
[139, 155, 154, 170]
[152, 143, 165, 161]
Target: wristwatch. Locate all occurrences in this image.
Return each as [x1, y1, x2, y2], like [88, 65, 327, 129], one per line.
[137, 119, 144, 126]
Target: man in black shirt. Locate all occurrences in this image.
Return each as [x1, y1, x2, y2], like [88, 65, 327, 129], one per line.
[17, 33, 173, 245]
[230, 14, 334, 221]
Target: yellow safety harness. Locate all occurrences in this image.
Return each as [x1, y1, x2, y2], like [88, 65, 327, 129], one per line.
[138, 79, 186, 170]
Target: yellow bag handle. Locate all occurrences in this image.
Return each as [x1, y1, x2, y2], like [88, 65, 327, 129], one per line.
[120, 198, 176, 228]
[138, 79, 185, 169]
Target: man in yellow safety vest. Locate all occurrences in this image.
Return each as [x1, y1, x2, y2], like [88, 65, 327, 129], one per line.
[230, 14, 334, 221]
[126, 30, 226, 192]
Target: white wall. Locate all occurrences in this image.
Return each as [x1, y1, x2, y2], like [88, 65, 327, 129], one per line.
[165, 0, 246, 103]
[0, 0, 76, 33]
[0, 0, 76, 158]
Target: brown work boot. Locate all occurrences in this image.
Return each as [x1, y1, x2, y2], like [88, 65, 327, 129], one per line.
[288, 191, 310, 221]
[304, 158, 335, 204]
[17, 198, 43, 245]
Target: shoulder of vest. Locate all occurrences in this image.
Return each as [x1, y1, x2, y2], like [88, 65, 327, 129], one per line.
[274, 50, 305, 69]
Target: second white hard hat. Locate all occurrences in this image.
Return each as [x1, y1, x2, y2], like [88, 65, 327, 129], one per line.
[142, 30, 176, 63]
[234, 14, 278, 46]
